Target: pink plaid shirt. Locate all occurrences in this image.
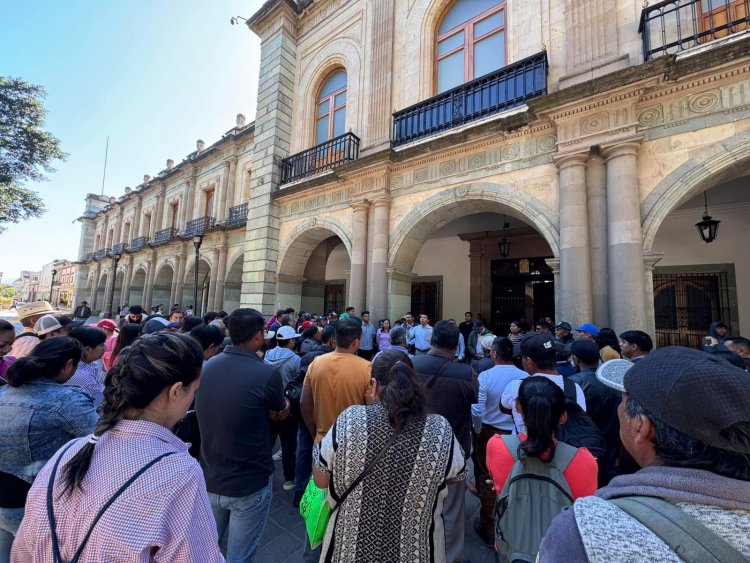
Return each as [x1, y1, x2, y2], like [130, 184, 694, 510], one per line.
[65, 361, 104, 398]
[12, 419, 224, 562]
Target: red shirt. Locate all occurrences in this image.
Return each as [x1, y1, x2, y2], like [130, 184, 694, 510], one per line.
[486, 434, 598, 499]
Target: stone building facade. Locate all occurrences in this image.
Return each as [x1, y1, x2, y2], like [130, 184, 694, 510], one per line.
[77, 0, 750, 348]
[74, 116, 254, 317]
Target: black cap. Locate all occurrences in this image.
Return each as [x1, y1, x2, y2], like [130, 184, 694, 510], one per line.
[598, 347, 750, 454]
[555, 321, 572, 332]
[472, 319, 484, 328]
[520, 333, 556, 363]
[570, 339, 600, 365]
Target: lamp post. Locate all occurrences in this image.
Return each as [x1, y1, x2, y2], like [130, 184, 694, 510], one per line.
[106, 250, 123, 319]
[192, 234, 203, 316]
[49, 269, 57, 304]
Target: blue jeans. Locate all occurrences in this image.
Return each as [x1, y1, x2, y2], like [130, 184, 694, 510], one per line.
[0, 507, 24, 563]
[209, 477, 272, 563]
[295, 422, 314, 496]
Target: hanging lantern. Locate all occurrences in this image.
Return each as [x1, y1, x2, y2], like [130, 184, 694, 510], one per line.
[695, 192, 720, 244]
[498, 216, 511, 257]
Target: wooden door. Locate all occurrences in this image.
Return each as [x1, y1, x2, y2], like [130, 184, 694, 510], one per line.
[700, 0, 748, 41]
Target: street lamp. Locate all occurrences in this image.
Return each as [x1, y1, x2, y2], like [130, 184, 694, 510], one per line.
[49, 269, 57, 304]
[106, 250, 123, 319]
[192, 234, 203, 316]
[695, 191, 720, 244]
[498, 216, 511, 258]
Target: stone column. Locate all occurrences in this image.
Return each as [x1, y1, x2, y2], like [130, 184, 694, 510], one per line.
[77, 217, 96, 261]
[602, 141, 646, 332]
[143, 253, 157, 308]
[154, 186, 166, 232]
[349, 201, 369, 313]
[545, 258, 562, 323]
[169, 254, 181, 307]
[467, 237, 484, 315]
[365, 0, 395, 150]
[132, 197, 142, 241]
[242, 8, 298, 314]
[207, 248, 220, 311]
[115, 209, 124, 246]
[120, 256, 133, 305]
[554, 152, 593, 325]
[174, 248, 187, 308]
[103, 262, 116, 318]
[90, 264, 101, 310]
[586, 152, 609, 327]
[213, 244, 228, 311]
[216, 160, 230, 223]
[370, 197, 390, 320]
[643, 251, 664, 345]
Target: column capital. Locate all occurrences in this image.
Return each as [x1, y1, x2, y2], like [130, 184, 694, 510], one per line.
[372, 196, 391, 209]
[553, 151, 589, 171]
[386, 268, 417, 283]
[351, 200, 370, 214]
[642, 251, 664, 271]
[223, 156, 238, 166]
[600, 137, 643, 162]
[544, 257, 561, 274]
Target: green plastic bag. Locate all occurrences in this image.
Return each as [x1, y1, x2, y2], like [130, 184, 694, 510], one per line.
[299, 477, 331, 549]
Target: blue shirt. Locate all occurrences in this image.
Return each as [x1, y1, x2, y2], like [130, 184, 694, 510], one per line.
[359, 322, 376, 351]
[408, 324, 433, 351]
[0, 381, 98, 483]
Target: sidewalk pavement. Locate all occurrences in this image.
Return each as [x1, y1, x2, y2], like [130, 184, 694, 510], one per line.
[258, 451, 497, 562]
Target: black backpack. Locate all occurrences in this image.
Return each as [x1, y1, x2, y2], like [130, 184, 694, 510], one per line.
[555, 379, 606, 462]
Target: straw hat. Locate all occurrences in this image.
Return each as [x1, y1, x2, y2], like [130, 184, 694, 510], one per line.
[16, 301, 55, 321]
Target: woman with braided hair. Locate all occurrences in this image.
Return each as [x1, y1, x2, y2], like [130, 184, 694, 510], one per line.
[11, 332, 224, 563]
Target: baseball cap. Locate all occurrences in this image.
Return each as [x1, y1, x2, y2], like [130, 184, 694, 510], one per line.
[57, 315, 84, 329]
[33, 315, 63, 336]
[276, 326, 301, 340]
[570, 339, 600, 365]
[597, 347, 750, 454]
[575, 323, 600, 336]
[472, 319, 484, 328]
[520, 333, 556, 362]
[555, 321, 572, 332]
[95, 319, 118, 332]
[263, 330, 276, 340]
[143, 317, 170, 334]
[301, 320, 313, 330]
[480, 334, 496, 351]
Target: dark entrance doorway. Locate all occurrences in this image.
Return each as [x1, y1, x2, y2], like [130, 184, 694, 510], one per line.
[324, 283, 344, 315]
[411, 279, 442, 324]
[653, 270, 733, 349]
[491, 258, 554, 335]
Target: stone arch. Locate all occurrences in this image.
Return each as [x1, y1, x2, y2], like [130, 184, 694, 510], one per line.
[129, 266, 148, 309]
[641, 129, 750, 251]
[94, 270, 109, 314]
[277, 217, 354, 279]
[294, 37, 363, 152]
[151, 263, 175, 309]
[389, 182, 559, 273]
[223, 254, 244, 313]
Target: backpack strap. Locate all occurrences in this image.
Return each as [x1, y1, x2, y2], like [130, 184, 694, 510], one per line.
[424, 358, 453, 392]
[609, 496, 747, 563]
[562, 378, 577, 403]
[47, 442, 175, 563]
[550, 441, 577, 473]
[500, 434, 522, 462]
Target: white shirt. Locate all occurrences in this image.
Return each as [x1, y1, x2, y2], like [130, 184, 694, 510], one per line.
[501, 373, 587, 434]
[471, 364, 529, 433]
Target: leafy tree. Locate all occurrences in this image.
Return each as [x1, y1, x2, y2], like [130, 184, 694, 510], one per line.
[0, 76, 66, 232]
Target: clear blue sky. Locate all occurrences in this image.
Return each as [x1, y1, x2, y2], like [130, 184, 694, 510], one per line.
[0, 0, 265, 283]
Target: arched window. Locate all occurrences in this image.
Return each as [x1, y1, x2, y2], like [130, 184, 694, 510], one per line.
[436, 0, 506, 93]
[315, 70, 347, 145]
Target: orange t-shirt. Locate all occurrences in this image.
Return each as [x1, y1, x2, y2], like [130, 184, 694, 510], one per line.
[486, 434, 598, 499]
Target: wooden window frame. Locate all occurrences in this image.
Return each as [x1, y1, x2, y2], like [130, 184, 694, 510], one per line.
[314, 72, 347, 145]
[435, 1, 507, 94]
[204, 188, 215, 217]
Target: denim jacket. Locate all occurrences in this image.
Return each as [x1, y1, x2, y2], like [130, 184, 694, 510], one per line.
[0, 381, 98, 483]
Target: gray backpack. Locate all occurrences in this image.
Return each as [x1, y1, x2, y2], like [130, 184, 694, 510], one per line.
[495, 435, 578, 562]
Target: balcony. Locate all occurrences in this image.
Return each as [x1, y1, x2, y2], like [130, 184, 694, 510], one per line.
[129, 236, 148, 251]
[392, 52, 548, 147]
[94, 248, 111, 259]
[640, 0, 750, 60]
[112, 243, 127, 255]
[184, 216, 216, 237]
[226, 203, 248, 228]
[153, 228, 178, 245]
[280, 132, 360, 185]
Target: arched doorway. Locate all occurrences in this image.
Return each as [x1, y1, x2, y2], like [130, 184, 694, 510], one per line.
[223, 256, 243, 313]
[151, 264, 174, 311]
[94, 272, 109, 315]
[130, 268, 147, 309]
[112, 270, 125, 313]
[277, 219, 353, 315]
[183, 259, 211, 317]
[649, 175, 750, 347]
[389, 186, 558, 334]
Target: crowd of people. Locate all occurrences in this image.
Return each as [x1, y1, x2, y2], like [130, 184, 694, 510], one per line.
[0, 299, 747, 562]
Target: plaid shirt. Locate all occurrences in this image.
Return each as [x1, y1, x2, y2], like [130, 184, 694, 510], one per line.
[65, 361, 104, 398]
[12, 419, 224, 562]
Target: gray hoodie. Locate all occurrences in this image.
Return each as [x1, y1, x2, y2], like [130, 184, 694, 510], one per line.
[263, 346, 301, 386]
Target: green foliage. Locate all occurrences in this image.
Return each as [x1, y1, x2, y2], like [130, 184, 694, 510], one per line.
[0, 284, 16, 309]
[0, 76, 66, 232]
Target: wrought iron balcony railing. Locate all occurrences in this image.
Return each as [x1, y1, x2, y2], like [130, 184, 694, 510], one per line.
[392, 52, 548, 147]
[94, 248, 111, 259]
[640, 0, 750, 60]
[112, 243, 127, 255]
[226, 203, 249, 227]
[153, 228, 178, 245]
[184, 216, 216, 237]
[129, 236, 148, 251]
[280, 132, 360, 185]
